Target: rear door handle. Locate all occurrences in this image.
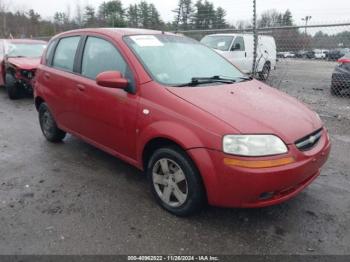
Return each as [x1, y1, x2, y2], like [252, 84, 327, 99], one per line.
[77, 84, 86, 91]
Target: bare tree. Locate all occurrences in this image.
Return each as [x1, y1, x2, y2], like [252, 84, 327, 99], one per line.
[0, 0, 11, 37]
[75, 0, 83, 27]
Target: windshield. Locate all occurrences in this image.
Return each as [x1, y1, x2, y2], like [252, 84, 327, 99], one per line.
[200, 35, 234, 51]
[124, 34, 244, 86]
[7, 43, 46, 58]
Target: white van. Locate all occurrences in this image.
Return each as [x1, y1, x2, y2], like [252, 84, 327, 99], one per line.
[200, 34, 277, 80]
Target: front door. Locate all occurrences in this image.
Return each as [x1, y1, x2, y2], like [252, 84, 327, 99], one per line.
[74, 36, 139, 159]
[226, 36, 251, 73]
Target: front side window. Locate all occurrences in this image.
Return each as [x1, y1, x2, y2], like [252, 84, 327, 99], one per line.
[7, 43, 46, 58]
[231, 36, 245, 51]
[82, 37, 128, 80]
[200, 35, 233, 51]
[125, 34, 244, 86]
[53, 36, 80, 72]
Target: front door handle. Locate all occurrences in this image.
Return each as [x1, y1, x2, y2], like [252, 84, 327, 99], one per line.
[44, 72, 50, 80]
[77, 84, 86, 91]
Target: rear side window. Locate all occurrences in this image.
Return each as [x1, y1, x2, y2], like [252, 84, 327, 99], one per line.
[45, 40, 56, 65]
[53, 36, 80, 72]
[231, 36, 245, 51]
[81, 37, 127, 80]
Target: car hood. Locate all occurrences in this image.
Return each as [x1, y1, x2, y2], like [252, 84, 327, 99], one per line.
[7, 57, 41, 70]
[166, 80, 322, 144]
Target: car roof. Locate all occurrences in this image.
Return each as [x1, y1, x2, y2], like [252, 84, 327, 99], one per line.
[6, 39, 47, 44]
[205, 33, 248, 37]
[55, 28, 175, 38]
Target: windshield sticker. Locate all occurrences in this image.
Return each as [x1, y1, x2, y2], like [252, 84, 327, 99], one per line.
[130, 35, 164, 47]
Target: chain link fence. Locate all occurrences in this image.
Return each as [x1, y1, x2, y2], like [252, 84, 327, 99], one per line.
[179, 23, 350, 120]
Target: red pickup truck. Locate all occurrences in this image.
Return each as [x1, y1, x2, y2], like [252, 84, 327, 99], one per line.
[0, 39, 47, 99]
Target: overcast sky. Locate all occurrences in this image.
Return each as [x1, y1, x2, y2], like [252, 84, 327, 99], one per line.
[8, 0, 350, 25]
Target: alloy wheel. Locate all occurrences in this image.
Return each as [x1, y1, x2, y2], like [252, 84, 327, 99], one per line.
[152, 158, 188, 207]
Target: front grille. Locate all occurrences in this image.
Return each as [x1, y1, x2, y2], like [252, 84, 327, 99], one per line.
[295, 128, 323, 151]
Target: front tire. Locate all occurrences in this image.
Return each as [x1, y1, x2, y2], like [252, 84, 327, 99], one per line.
[259, 63, 271, 81]
[39, 103, 66, 143]
[147, 146, 206, 216]
[5, 73, 21, 100]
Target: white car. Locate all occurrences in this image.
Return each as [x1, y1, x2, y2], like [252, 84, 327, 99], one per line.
[201, 33, 277, 80]
[314, 49, 328, 59]
[277, 52, 296, 58]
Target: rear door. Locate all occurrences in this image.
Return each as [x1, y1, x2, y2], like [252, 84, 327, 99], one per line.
[73, 35, 139, 159]
[41, 35, 82, 132]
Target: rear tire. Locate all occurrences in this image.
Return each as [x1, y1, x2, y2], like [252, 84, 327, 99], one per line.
[147, 146, 206, 216]
[259, 63, 271, 81]
[5, 73, 21, 100]
[39, 103, 66, 143]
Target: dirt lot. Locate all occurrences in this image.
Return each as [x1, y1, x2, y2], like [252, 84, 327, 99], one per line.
[0, 60, 349, 255]
[269, 59, 350, 119]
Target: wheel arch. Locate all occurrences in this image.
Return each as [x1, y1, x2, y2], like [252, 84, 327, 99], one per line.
[142, 137, 186, 171]
[35, 96, 45, 111]
[138, 121, 207, 171]
[142, 136, 209, 206]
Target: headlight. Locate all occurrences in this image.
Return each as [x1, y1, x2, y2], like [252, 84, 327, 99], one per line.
[223, 135, 288, 156]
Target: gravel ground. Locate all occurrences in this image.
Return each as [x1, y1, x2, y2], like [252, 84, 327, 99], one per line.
[0, 60, 349, 255]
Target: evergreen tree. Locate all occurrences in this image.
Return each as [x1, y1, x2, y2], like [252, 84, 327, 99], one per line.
[149, 3, 162, 29]
[138, 1, 150, 28]
[173, 0, 194, 30]
[282, 9, 293, 26]
[98, 0, 126, 27]
[127, 4, 139, 27]
[193, 0, 220, 29]
[214, 7, 227, 29]
[83, 6, 96, 27]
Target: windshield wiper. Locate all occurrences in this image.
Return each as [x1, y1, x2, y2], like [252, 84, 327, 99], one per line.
[174, 75, 236, 87]
[236, 76, 254, 82]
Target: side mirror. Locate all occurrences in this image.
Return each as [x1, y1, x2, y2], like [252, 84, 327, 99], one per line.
[96, 71, 128, 89]
[231, 43, 241, 51]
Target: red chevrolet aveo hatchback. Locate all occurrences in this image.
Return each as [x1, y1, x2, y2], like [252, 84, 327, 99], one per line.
[34, 28, 331, 216]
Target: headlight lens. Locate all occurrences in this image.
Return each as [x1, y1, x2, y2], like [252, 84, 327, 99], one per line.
[223, 135, 288, 156]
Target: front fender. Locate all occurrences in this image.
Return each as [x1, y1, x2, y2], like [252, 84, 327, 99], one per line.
[137, 120, 215, 164]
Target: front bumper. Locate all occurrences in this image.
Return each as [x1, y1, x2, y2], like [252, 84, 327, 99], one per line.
[187, 129, 331, 208]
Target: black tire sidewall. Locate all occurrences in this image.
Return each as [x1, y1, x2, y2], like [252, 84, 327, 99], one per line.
[5, 73, 21, 100]
[259, 63, 271, 81]
[39, 103, 66, 142]
[147, 146, 205, 216]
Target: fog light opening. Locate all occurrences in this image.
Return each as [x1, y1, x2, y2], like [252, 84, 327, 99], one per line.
[259, 192, 275, 200]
